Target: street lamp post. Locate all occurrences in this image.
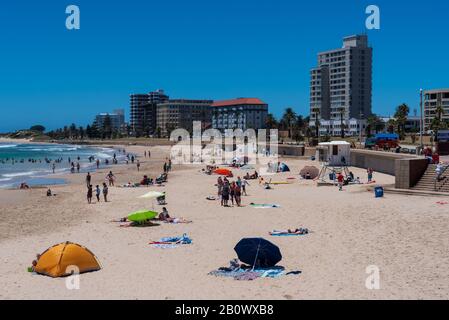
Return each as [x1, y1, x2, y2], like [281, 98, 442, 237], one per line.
[420, 88, 424, 150]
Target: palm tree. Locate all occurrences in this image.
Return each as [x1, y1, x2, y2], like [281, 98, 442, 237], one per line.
[281, 108, 297, 138]
[431, 103, 446, 143]
[394, 103, 410, 140]
[265, 113, 278, 129]
[311, 107, 320, 138]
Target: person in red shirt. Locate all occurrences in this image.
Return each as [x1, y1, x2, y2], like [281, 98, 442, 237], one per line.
[337, 173, 344, 191]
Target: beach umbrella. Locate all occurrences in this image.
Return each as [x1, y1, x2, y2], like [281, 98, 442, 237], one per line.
[139, 191, 165, 199]
[127, 210, 158, 223]
[300, 166, 320, 179]
[234, 238, 282, 268]
[34, 242, 101, 278]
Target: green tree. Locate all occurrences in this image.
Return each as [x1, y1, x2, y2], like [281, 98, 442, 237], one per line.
[265, 113, 278, 129]
[394, 103, 410, 140]
[280, 108, 297, 138]
[30, 125, 46, 133]
[430, 103, 447, 143]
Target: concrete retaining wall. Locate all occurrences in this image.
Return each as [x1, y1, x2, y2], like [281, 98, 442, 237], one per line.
[395, 158, 429, 189]
[350, 149, 418, 175]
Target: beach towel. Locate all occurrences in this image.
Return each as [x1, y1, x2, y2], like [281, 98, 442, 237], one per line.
[250, 203, 281, 209]
[436, 201, 448, 205]
[149, 234, 192, 248]
[269, 229, 309, 236]
[208, 267, 288, 281]
[269, 232, 307, 237]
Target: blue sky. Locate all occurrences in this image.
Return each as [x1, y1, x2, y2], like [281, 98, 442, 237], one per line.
[0, 0, 448, 132]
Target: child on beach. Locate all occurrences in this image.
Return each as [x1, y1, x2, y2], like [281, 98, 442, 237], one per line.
[337, 173, 344, 191]
[95, 185, 101, 202]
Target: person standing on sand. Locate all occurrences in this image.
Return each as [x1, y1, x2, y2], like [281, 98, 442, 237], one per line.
[137, 160, 141, 172]
[95, 185, 101, 202]
[86, 172, 91, 187]
[337, 172, 344, 191]
[367, 168, 373, 183]
[163, 162, 168, 173]
[102, 183, 109, 202]
[76, 162, 80, 173]
[217, 176, 223, 200]
[87, 185, 93, 204]
[168, 159, 172, 172]
[96, 159, 100, 169]
[148, 150, 151, 158]
[107, 171, 115, 186]
[222, 181, 230, 207]
[52, 162, 56, 174]
[144, 151, 147, 158]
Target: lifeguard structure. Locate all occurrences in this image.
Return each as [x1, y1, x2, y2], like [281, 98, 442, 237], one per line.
[316, 141, 351, 183]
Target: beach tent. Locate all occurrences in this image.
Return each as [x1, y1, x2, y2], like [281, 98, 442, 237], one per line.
[279, 163, 290, 172]
[214, 168, 233, 176]
[300, 166, 320, 179]
[234, 238, 282, 268]
[34, 242, 101, 278]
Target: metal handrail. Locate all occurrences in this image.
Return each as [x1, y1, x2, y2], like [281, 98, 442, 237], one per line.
[434, 164, 449, 191]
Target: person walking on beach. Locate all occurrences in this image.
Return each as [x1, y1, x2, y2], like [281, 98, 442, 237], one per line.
[76, 162, 81, 173]
[86, 172, 92, 187]
[131, 155, 135, 164]
[242, 179, 249, 196]
[148, 150, 151, 158]
[107, 171, 115, 186]
[230, 182, 236, 206]
[222, 181, 230, 207]
[95, 185, 101, 202]
[87, 185, 93, 204]
[217, 176, 223, 200]
[102, 183, 109, 202]
[137, 160, 141, 172]
[144, 151, 147, 158]
[337, 172, 344, 191]
[168, 159, 172, 172]
[163, 162, 168, 173]
[52, 162, 56, 174]
[367, 168, 373, 183]
[234, 183, 242, 207]
[96, 159, 100, 169]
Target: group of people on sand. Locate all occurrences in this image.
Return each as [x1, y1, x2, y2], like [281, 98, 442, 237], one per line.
[216, 176, 249, 207]
[86, 172, 109, 204]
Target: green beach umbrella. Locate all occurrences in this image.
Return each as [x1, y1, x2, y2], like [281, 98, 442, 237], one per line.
[127, 210, 158, 223]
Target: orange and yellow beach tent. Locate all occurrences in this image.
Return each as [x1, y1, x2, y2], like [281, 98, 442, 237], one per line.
[35, 241, 101, 278]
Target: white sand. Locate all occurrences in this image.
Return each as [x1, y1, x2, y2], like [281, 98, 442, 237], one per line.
[1, 145, 449, 300]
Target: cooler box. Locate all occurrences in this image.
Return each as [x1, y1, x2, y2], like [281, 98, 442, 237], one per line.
[374, 186, 384, 198]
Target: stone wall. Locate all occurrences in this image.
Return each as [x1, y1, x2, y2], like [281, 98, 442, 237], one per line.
[394, 158, 429, 189]
[350, 149, 418, 175]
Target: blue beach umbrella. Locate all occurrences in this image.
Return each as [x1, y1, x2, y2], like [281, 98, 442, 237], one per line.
[234, 238, 282, 268]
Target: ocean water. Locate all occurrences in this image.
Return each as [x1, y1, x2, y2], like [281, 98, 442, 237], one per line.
[0, 143, 124, 189]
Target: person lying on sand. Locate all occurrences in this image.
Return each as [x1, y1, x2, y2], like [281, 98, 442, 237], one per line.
[270, 228, 309, 235]
[155, 207, 192, 224]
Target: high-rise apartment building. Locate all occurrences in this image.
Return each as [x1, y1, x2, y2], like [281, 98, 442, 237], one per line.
[211, 98, 268, 132]
[94, 109, 126, 132]
[156, 99, 213, 137]
[423, 89, 449, 131]
[130, 89, 169, 136]
[310, 35, 372, 136]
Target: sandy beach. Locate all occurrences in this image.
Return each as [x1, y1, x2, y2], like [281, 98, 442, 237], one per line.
[1, 144, 449, 300]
